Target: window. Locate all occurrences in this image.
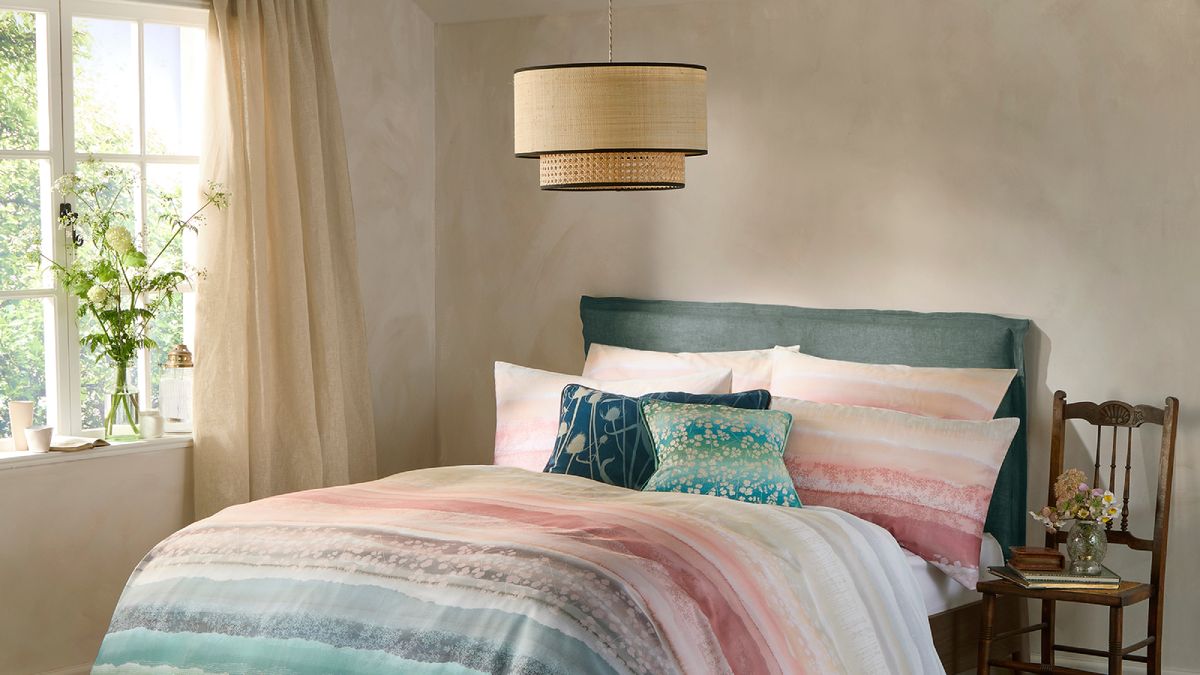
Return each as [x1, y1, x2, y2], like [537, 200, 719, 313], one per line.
[0, 0, 206, 438]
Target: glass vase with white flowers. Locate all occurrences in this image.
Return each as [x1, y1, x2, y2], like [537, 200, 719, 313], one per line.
[1030, 468, 1121, 575]
[42, 160, 228, 438]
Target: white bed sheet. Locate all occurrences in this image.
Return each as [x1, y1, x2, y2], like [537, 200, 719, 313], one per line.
[905, 533, 1005, 615]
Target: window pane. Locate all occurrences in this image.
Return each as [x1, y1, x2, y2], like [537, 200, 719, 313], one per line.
[147, 291, 187, 408]
[71, 160, 140, 267]
[0, 297, 50, 438]
[0, 9, 48, 151]
[0, 158, 52, 290]
[144, 23, 204, 156]
[73, 17, 139, 154]
[146, 163, 198, 272]
[79, 310, 138, 431]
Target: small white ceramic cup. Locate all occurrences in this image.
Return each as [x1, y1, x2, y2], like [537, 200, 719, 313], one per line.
[8, 401, 34, 451]
[24, 425, 53, 453]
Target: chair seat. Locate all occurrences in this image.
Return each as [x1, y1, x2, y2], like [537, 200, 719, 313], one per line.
[977, 578, 1152, 607]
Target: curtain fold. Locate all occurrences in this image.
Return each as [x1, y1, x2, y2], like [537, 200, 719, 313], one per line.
[194, 0, 377, 519]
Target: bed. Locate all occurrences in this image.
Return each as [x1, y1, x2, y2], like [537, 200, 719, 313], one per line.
[95, 296, 1031, 674]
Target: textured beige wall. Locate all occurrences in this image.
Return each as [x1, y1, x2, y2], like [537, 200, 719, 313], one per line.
[329, 0, 438, 477]
[0, 447, 192, 674]
[435, 1, 1200, 670]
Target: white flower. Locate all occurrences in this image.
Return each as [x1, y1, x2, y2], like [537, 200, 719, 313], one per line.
[87, 286, 109, 305]
[53, 174, 79, 196]
[205, 181, 231, 209]
[105, 226, 135, 254]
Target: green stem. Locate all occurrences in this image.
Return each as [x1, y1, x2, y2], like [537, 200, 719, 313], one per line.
[147, 194, 217, 270]
[104, 364, 139, 437]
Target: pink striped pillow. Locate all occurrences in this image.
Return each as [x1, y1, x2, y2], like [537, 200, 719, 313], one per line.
[772, 396, 1019, 589]
[494, 362, 733, 472]
[583, 344, 799, 392]
[769, 348, 1016, 420]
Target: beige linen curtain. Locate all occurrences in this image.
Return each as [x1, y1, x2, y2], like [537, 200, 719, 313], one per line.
[194, 0, 377, 518]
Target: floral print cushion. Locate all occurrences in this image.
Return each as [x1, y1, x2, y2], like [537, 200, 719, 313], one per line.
[639, 399, 800, 507]
[544, 385, 771, 490]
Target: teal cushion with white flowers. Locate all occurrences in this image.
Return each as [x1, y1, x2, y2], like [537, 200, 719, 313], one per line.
[544, 386, 771, 490]
[639, 399, 801, 507]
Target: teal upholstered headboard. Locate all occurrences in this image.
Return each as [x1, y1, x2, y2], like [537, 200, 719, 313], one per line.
[579, 296, 1031, 556]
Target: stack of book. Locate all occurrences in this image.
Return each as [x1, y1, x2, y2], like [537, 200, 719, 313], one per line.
[988, 564, 1121, 590]
[1008, 546, 1065, 572]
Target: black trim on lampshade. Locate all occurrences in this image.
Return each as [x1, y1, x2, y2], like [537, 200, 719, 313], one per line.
[541, 181, 685, 191]
[514, 61, 707, 74]
[516, 147, 708, 159]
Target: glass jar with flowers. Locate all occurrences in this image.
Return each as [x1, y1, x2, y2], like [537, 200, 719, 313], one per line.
[42, 160, 228, 438]
[1030, 468, 1121, 575]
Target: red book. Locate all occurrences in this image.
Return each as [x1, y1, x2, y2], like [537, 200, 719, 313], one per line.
[1009, 546, 1065, 572]
[1011, 558, 1065, 572]
[1010, 546, 1065, 561]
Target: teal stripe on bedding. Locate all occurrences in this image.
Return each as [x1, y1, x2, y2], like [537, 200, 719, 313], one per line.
[108, 577, 624, 675]
[95, 628, 486, 675]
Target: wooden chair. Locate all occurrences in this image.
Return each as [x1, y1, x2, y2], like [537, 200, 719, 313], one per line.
[977, 390, 1180, 674]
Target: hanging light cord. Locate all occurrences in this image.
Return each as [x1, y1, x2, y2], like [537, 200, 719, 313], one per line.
[608, 0, 613, 62]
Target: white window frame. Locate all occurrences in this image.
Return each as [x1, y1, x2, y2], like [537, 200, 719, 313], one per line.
[0, 0, 207, 437]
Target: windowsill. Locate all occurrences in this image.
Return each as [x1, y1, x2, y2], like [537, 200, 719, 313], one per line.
[0, 434, 192, 471]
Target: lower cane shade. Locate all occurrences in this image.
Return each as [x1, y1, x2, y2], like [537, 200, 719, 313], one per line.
[513, 63, 707, 190]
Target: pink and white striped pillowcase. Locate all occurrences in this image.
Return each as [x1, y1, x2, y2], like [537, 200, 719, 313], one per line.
[493, 362, 733, 472]
[768, 348, 1016, 421]
[771, 396, 1019, 589]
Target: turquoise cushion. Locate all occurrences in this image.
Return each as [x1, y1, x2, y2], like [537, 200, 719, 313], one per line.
[544, 386, 772, 489]
[639, 399, 800, 507]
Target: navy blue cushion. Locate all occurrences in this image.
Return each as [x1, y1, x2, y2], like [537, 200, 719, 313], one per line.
[543, 385, 771, 489]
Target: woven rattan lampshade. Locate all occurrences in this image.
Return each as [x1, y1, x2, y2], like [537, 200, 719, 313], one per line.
[514, 63, 707, 190]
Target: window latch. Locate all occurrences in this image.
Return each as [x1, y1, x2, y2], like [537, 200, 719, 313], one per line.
[60, 202, 83, 248]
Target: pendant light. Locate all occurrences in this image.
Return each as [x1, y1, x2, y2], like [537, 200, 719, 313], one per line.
[513, 0, 707, 191]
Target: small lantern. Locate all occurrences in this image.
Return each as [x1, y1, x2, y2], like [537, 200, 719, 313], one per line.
[160, 344, 194, 434]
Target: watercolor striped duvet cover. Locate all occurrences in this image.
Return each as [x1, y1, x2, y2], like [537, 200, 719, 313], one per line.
[94, 466, 942, 674]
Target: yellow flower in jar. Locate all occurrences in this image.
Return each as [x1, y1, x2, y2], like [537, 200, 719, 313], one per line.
[1102, 492, 1115, 504]
[1077, 508, 1090, 519]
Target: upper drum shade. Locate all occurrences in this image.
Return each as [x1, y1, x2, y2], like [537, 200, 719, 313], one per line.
[513, 63, 708, 190]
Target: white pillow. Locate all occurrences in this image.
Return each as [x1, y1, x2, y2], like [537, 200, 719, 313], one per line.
[582, 344, 798, 392]
[494, 362, 733, 471]
[769, 348, 1016, 420]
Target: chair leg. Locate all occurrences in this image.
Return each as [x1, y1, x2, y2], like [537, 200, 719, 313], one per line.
[1012, 597, 1030, 663]
[1041, 598, 1055, 669]
[1109, 606, 1123, 675]
[1147, 592, 1162, 675]
[978, 591, 996, 675]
